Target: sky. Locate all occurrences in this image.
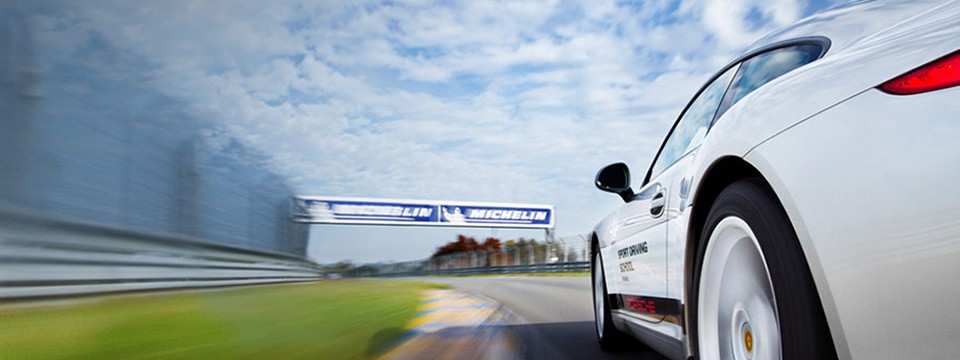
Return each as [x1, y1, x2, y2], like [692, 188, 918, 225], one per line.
[36, 0, 841, 264]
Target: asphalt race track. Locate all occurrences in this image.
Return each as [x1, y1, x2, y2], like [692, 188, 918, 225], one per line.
[424, 276, 668, 360]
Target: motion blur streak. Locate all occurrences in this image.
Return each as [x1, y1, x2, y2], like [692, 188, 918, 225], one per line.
[426, 276, 668, 360]
[0, 3, 309, 256]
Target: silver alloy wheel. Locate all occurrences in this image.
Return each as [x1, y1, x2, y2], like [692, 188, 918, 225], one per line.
[594, 252, 605, 337]
[698, 216, 781, 360]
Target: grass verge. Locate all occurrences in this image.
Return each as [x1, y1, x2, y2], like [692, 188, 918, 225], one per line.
[0, 280, 439, 360]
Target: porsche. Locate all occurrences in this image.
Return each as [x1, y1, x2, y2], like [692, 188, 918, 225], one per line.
[590, 1, 960, 359]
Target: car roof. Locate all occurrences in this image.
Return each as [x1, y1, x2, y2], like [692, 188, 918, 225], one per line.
[745, 0, 956, 58]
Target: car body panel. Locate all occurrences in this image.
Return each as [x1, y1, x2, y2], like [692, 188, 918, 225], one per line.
[750, 0, 955, 55]
[746, 88, 960, 360]
[695, 0, 960, 184]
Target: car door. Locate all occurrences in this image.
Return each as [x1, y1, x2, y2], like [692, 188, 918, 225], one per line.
[605, 179, 669, 313]
[612, 65, 739, 325]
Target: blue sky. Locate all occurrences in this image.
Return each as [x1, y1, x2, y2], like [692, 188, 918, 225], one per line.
[44, 0, 841, 263]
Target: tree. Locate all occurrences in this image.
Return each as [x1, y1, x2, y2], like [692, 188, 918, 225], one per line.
[431, 234, 480, 258]
[430, 235, 506, 260]
[324, 260, 354, 272]
[481, 237, 502, 252]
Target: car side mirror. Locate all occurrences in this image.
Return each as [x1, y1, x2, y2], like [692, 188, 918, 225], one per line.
[595, 162, 635, 202]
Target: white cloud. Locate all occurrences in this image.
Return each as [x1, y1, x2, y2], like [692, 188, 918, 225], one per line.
[700, 0, 803, 50]
[37, 0, 835, 262]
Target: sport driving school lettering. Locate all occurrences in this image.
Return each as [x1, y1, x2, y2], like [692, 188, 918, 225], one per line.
[617, 241, 648, 259]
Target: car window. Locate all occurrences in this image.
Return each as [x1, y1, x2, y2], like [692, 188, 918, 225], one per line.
[649, 65, 737, 178]
[715, 44, 822, 119]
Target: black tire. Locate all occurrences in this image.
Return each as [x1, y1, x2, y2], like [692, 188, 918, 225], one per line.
[690, 178, 837, 359]
[592, 247, 629, 351]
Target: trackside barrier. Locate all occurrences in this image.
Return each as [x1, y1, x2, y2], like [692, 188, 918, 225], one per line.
[350, 234, 591, 277]
[363, 261, 590, 277]
[0, 209, 323, 300]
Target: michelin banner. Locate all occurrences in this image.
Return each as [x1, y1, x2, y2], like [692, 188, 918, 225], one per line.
[293, 196, 554, 229]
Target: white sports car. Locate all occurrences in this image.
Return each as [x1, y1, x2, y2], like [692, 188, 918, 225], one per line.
[590, 1, 960, 359]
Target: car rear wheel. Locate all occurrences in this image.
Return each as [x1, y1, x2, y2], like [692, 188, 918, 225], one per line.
[692, 179, 837, 360]
[592, 249, 628, 350]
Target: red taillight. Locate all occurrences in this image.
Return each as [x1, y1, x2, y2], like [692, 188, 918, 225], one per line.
[879, 50, 960, 95]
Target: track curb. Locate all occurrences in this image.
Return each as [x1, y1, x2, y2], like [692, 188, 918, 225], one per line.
[379, 289, 521, 360]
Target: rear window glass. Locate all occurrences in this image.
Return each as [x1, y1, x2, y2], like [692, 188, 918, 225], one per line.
[715, 44, 822, 119]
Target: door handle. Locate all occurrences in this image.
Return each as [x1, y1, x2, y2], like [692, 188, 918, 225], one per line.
[650, 190, 665, 217]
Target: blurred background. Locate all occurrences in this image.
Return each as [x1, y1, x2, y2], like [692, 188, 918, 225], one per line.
[1, 3, 309, 258]
[0, 1, 839, 358]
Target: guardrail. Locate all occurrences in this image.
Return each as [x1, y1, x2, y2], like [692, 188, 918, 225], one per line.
[0, 209, 323, 300]
[351, 234, 592, 277]
[366, 261, 590, 277]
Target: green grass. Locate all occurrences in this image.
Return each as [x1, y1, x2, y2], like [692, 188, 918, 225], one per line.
[0, 280, 438, 360]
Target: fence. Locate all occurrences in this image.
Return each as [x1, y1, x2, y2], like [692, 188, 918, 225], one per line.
[0, 208, 323, 300]
[353, 234, 591, 277]
[0, 7, 310, 257]
[368, 262, 590, 277]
